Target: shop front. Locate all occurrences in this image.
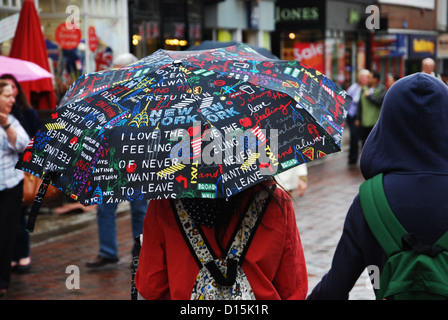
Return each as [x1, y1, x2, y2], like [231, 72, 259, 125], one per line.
[129, 0, 203, 57]
[405, 33, 437, 75]
[438, 33, 448, 75]
[370, 33, 405, 81]
[39, 0, 130, 80]
[203, 0, 275, 50]
[1, 0, 130, 102]
[273, 0, 369, 89]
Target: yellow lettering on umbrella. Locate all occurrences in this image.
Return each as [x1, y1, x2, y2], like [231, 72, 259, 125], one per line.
[240, 153, 260, 171]
[157, 163, 186, 178]
[45, 123, 66, 130]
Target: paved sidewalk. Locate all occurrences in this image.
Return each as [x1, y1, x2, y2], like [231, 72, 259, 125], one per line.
[2, 152, 374, 300]
[5, 208, 135, 300]
[294, 152, 374, 300]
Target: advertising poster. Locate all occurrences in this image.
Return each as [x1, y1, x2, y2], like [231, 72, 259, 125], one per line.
[293, 41, 325, 73]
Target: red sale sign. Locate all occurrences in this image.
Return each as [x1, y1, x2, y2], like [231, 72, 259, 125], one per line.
[293, 42, 324, 73]
[55, 23, 81, 50]
[88, 26, 98, 52]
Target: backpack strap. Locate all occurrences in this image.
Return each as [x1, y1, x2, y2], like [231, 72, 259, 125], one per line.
[172, 188, 272, 285]
[359, 173, 407, 256]
[172, 199, 216, 269]
[223, 188, 272, 264]
[435, 232, 448, 251]
[360, 173, 448, 256]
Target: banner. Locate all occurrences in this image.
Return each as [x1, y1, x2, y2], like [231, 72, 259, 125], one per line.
[293, 42, 324, 73]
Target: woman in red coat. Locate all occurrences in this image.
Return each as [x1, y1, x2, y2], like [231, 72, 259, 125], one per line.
[135, 179, 308, 300]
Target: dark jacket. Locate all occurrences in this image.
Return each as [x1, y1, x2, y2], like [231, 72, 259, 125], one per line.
[308, 73, 448, 299]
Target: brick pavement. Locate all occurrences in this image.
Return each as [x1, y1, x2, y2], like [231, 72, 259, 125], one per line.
[294, 152, 374, 300]
[2, 152, 375, 300]
[4, 212, 134, 300]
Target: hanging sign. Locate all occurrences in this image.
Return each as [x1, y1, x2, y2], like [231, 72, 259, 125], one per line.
[55, 22, 81, 50]
[88, 26, 98, 52]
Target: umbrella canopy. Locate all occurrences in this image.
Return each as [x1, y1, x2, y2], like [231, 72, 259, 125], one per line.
[189, 41, 278, 60]
[9, 0, 56, 110]
[16, 43, 351, 214]
[0, 56, 53, 82]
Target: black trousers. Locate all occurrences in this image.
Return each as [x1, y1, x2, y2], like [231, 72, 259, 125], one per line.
[0, 181, 23, 289]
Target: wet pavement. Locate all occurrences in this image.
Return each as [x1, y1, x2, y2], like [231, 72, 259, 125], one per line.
[2, 150, 374, 300]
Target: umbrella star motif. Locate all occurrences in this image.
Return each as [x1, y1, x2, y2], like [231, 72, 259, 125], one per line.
[16, 44, 352, 217]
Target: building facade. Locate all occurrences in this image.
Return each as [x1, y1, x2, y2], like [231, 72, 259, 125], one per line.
[375, 0, 438, 77]
[2, 0, 447, 90]
[203, 0, 275, 49]
[0, 0, 130, 85]
[128, 0, 275, 57]
[272, 0, 374, 88]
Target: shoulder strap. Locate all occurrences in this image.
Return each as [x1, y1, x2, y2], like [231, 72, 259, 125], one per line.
[171, 199, 215, 268]
[360, 173, 448, 255]
[359, 173, 408, 256]
[435, 232, 448, 251]
[224, 188, 272, 265]
[172, 189, 272, 269]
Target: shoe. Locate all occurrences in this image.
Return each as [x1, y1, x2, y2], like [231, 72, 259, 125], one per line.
[17, 257, 32, 273]
[86, 255, 119, 268]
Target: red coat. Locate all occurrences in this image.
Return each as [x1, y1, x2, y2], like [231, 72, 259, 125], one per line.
[135, 186, 308, 300]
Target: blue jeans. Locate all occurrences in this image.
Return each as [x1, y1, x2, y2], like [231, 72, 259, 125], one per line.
[97, 200, 148, 260]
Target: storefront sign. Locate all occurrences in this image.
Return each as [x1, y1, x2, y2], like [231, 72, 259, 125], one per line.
[372, 34, 406, 57]
[88, 26, 98, 52]
[294, 42, 324, 73]
[55, 22, 81, 50]
[275, 0, 324, 30]
[348, 9, 360, 24]
[276, 7, 319, 23]
[408, 34, 436, 59]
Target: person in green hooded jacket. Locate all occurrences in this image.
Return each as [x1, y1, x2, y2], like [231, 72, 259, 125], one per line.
[356, 70, 386, 146]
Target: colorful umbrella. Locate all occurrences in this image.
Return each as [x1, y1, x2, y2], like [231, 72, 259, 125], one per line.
[189, 41, 279, 60]
[0, 56, 53, 82]
[9, 0, 57, 110]
[16, 43, 351, 229]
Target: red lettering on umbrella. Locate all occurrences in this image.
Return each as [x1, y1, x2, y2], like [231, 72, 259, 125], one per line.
[176, 175, 188, 188]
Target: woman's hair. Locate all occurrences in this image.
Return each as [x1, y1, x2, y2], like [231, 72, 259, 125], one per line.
[0, 74, 31, 110]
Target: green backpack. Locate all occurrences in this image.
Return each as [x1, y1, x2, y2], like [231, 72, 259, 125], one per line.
[359, 173, 448, 300]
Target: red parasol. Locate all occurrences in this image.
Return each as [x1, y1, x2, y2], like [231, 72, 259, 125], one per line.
[9, 0, 57, 110]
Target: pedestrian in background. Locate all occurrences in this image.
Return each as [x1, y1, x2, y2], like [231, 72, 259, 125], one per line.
[0, 74, 40, 273]
[356, 70, 385, 146]
[308, 73, 448, 299]
[135, 179, 308, 300]
[385, 73, 400, 91]
[421, 57, 441, 79]
[86, 53, 148, 268]
[0, 80, 30, 297]
[346, 69, 369, 166]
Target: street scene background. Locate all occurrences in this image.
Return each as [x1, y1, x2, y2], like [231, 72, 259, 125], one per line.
[2, 0, 445, 302]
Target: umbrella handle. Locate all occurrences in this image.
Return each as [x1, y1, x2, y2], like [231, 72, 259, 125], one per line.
[26, 173, 53, 233]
